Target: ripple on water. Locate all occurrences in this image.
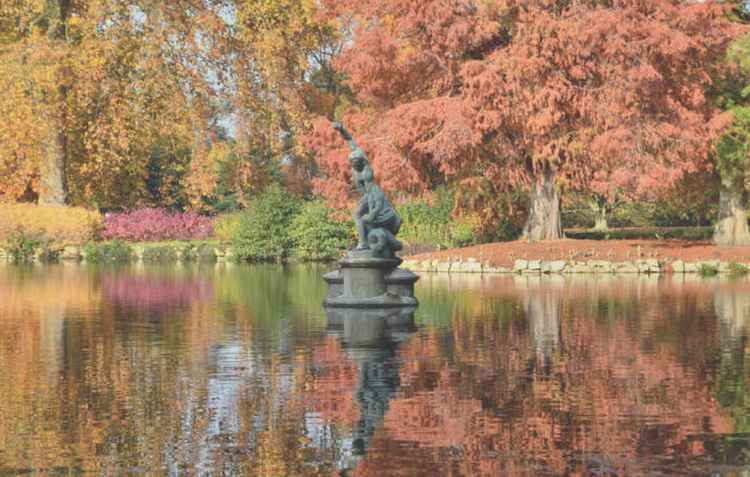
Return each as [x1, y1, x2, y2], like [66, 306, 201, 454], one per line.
[1, 265, 750, 475]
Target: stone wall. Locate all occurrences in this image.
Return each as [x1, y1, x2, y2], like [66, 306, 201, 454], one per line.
[0, 244, 233, 264]
[401, 258, 748, 275]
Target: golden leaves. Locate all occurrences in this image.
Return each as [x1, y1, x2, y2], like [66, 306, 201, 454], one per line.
[0, 1, 217, 207]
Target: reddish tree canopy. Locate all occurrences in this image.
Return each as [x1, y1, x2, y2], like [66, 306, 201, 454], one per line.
[306, 0, 740, 240]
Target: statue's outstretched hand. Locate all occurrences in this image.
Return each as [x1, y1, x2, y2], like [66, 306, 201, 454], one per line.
[332, 121, 354, 141]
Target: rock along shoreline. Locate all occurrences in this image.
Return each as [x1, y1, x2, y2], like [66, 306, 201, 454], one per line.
[401, 258, 747, 275]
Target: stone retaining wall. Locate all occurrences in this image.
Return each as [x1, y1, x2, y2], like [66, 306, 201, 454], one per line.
[0, 244, 234, 263]
[401, 258, 747, 275]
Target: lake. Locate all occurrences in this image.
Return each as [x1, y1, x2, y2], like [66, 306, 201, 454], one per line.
[1, 264, 749, 476]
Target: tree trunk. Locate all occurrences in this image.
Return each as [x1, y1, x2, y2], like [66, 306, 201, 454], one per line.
[713, 177, 750, 246]
[592, 202, 609, 231]
[38, 126, 67, 206]
[522, 167, 563, 242]
[38, 0, 71, 206]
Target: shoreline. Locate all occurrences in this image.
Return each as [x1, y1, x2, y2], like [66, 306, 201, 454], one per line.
[403, 239, 750, 275]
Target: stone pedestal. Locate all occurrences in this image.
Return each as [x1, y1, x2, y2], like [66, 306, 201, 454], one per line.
[323, 250, 419, 308]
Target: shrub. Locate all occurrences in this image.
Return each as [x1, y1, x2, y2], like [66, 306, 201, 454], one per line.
[83, 241, 133, 263]
[399, 199, 452, 249]
[728, 262, 749, 277]
[181, 242, 217, 262]
[0, 204, 102, 245]
[102, 208, 213, 241]
[290, 201, 353, 261]
[564, 227, 713, 241]
[232, 185, 301, 262]
[399, 194, 481, 250]
[214, 213, 243, 243]
[142, 245, 178, 262]
[698, 263, 719, 277]
[6, 230, 42, 262]
[448, 215, 481, 248]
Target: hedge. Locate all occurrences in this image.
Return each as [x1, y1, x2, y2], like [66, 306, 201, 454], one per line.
[0, 203, 103, 245]
[564, 226, 714, 241]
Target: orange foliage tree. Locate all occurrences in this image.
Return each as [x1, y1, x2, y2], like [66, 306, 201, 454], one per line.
[306, 0, 739, 241]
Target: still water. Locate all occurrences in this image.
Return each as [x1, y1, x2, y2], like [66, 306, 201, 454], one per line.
[1, 263, 750, 476]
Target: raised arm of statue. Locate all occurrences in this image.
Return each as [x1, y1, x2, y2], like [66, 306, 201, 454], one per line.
[332, 122, 359, 152]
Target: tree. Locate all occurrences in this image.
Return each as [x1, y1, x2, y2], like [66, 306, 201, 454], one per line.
[308, 0, 739, 242]
[228, 0, 350, 199]
[714, 108, 750, 244]
[465, 0, 738, 241]
[0, 1, 224, 209]
[713, 30, 750, 245]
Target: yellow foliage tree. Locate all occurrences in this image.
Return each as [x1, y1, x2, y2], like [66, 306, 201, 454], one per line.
[0, 1, 223, 208]
[230, 0, 349, 196]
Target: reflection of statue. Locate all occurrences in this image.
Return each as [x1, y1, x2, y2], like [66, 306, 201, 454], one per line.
[325, 307, 416, 474]
[333, 122, 402, 258]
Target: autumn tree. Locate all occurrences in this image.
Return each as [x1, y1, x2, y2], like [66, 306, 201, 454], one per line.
[218, 0, 350, 199]
[463, 0, 736, 241]
[309, 0, 738, 242]
[0, 1, 224, 209]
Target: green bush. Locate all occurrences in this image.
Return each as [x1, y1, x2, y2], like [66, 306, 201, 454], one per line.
[728, 262, 749, 277]
[564, 227, 713, 241]
[399, 192, 480, 250]
[3, 230, 63, 263]
[699, 263, 719, 277]
[6, 230, 42, 262]
[232, 185, 301, 262]
[142, 245, 178, 262]
[181, 242, 217, 262]
[214, 213, 243, 243]
[84, 240, 133, 263]
[290, 201, 353, 261]
[447, 216, 481, 248]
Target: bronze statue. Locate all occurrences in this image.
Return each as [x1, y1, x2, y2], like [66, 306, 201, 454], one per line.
[333, 122, 403, 258]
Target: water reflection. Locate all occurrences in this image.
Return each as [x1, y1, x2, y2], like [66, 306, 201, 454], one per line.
[324, 307, 416, 473]
[1, 265, 750, 475]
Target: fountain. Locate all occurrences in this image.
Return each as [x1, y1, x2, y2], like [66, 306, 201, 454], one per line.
[323, 122, 419, 308]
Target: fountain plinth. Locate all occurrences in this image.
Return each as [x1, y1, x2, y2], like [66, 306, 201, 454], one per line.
[324, 250, 418, 308]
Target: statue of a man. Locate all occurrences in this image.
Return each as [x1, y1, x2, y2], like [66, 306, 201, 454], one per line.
[333, 122, 402, 256]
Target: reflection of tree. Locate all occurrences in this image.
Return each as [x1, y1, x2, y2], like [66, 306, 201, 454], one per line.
[517, 276, 563, 370]
[0, 263, 341, 475]
[3, 266, 750, 475]
[713, 283, 750, 461]
[355, 276, 739, 476]
[714, 286, 750, 351]
[100, 268, 213, 314]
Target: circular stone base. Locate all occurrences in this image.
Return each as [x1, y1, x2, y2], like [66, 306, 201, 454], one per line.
[324, 293, 418, 309]
[323, 249, 419, 308]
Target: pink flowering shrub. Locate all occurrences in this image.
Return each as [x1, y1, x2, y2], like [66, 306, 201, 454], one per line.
[102, 208, 214, 241]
